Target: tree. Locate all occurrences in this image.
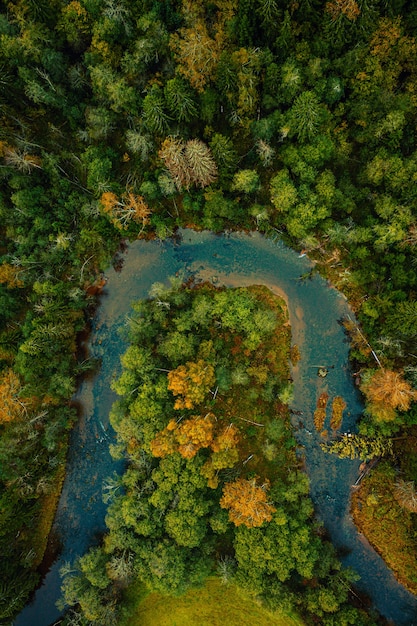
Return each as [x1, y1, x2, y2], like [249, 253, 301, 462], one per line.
[209, 133, 238, 180]
[270, 169, 298, 213]
[100, 191, 150, 231]
[0, 263, 24, 289]
[288, 91, 326, 142]
[325, 0, 360, 22]
[361, 369, 417, 421]
[142, 85, 171, 135]
[321, 433, 393, 461]
[185, 139, 218, 188]
[394, 479, 417, 513]
[164, 77, 197, 122]
[170, 19, 223, 92]
[0, 369, 31, 423]
[176, 413, 216, 458]
[167, 359, 215, 409]
[231, 169, 260, 194]
[159, 138, 217, 190]
[220, 477, 276, 527]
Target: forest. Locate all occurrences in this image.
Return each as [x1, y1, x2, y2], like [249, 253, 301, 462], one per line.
[0, 0, 417, 623]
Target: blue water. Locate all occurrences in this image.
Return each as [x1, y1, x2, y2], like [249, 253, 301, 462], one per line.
[15, 230, 417, 625]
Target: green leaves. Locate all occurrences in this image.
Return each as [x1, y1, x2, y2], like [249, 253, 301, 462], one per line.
[288, 91, 327, 142]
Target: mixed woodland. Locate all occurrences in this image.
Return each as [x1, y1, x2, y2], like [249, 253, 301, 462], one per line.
[1, 0, 417, 623]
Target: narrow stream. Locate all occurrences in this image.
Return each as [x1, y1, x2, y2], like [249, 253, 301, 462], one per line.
[15, 230, 417, 626]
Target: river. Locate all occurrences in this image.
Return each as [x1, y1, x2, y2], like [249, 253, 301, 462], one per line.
[15, 230, 417, 626]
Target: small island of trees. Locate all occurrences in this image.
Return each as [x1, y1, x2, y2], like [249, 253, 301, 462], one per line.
[58, 282, 376, 625]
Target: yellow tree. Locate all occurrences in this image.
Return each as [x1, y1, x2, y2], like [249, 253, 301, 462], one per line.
[361, 369, 417, 421]
[149, 419, 177, 458]
[167, 359, 215, 409]
[0, 369, 31, 423]
[170, 19, 223, 93]
[176, 413, 216, 458]
[325, 0, 360, 21]
[220, 477, 276, 527]
[0, 263, 24, 288]
[202, 424, 240, 488]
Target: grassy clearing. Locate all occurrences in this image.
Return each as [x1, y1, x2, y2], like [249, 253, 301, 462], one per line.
[120, 577, 304, 626]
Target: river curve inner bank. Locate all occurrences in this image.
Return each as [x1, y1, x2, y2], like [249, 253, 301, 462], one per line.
[15, 229, 417, 626]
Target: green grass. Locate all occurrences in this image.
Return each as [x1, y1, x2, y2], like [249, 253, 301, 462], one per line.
[120, 577, 304, 626]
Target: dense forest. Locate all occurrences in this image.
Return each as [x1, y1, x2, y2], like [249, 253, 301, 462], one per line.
[58, 283, 376, 625]
[1, 0, 417, 623]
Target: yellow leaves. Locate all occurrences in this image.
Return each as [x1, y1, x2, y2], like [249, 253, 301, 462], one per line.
[0, 263, 24, 289]
[170, 19, 223, 93]
[220, 477, 276, 528]
[0, 369, 31, 423]
[167, 359, 215, 410]
[325, 0, 360, 21]
[176, 413, 215, 458]
[100, 191, 150, 231]
[61, 0, 90, 31]
[211, 424, 239, 453]
[361, 369, 417, 422]
[370, 17, 402, 59]
[150, 413, 216, 459]
[330, 396, 346, 430]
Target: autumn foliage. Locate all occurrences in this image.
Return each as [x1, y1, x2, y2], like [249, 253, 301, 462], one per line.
[0, 369, 30, 423]
[100, 191, 150, 231]
[325, 0, 360, 21]
[220, 478, 276, 528]
[167, 359, 215, 409]
[330, 396, 346, 430]
[361, 369, 417, 421]
[170, 19, 223, 93]
[0, 263, 24, 289]
[314, 392, 329, 432]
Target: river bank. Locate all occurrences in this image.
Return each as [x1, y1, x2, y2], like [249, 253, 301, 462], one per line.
[15, 230, 417, 626]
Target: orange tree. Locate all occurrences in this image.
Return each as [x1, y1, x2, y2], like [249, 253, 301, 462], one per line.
[167, 359, 215, 409]
[220, 477, 276, 528]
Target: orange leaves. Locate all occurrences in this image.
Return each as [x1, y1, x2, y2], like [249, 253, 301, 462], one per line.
[177, 413, 215, 459]
[149, 419, 177, 458]
[325, 0, 360, 21]
[150, 413, 216, 459]
[314, 393, 329, 432]
[370, 17, 403, 59]
[167, 359, 215, 410]
[170, 19, 223, 93]
[220, 478, 276, 528]
[0, 369, 30, 423]
[361, 369, 417, 422]
[100, 191, 150, 231]
[0, 263, 24, 289]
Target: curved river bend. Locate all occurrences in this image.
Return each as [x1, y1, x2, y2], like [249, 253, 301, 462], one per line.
[15, 230, 417, 626]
